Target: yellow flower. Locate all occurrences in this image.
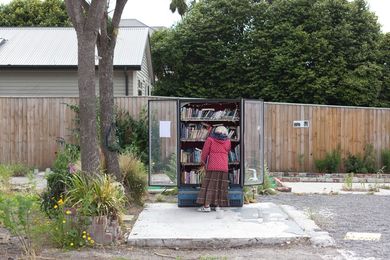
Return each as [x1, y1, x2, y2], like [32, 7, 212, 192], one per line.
[82, 231, 86, 234]
[82, 235, 86, 239]
[87, 236, 91, 241]
[57, 199, 64, 205]
[53, 205, 58, 209]
[90, 240, 94, 244]
[65, 210, 71, 215]
[62, 220, 66, 224]
[70, 242, 74, 246]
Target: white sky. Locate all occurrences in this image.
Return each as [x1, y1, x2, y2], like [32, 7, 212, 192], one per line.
[0, 0, 388, 32]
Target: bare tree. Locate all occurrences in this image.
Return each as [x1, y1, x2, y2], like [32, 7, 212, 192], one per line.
[97, 0, 128, 181]
[65, 0, 106, 173]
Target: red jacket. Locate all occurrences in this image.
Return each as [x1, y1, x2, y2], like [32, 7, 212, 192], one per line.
[201, 136, 231, 172]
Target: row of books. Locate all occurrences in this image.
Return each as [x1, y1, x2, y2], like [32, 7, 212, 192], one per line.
[180, 123, 240, 140]
[180, 147, 240, 163]
[180, 123, 210, 140]
[182, 170, 202, 184]
[228, 168, 240, 185]
[180, 148, 202, 163]
[181, 107, 239, 120]
[228, 145, 240, 162]
[181, 168, 240, 185]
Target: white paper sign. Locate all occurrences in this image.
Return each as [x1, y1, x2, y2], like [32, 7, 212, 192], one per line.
[159, 121, 171, 138]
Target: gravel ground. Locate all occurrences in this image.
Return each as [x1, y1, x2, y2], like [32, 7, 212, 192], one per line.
[261, 193, 390, 260]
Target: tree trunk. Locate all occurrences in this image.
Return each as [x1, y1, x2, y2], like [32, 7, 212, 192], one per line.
[78, 32, 101, 173]
[98, 45, 121, 180]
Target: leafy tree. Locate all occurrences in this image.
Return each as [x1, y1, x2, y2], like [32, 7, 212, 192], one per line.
[0, 0, 70, 26]
[153, 0, 385, 107]
[378, 33, 390, 106]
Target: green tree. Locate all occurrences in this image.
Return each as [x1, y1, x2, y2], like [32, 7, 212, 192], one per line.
[153, 0, 385, 107]
[378, 33, 390, 106]
[0, 0, 70, 26]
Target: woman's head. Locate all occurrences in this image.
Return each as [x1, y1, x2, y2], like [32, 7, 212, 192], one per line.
[214, 126, 228, 136]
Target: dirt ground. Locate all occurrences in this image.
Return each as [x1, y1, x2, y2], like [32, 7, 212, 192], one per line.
[0, 193, 344, 260]
[2, 242, 343, 260]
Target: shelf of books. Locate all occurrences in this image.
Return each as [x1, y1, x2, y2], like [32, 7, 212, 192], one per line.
[179, 101, 241, 187]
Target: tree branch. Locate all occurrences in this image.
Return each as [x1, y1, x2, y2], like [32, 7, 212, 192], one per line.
[85, 0, 107, 32]
[65, 0, 85, 31]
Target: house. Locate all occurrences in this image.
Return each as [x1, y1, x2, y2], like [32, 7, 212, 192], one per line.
[0, 25, 154, 96]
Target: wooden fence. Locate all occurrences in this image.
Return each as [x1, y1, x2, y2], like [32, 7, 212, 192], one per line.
[1, 96, 389, 172]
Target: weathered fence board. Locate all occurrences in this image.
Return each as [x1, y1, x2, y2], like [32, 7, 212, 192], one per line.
[0, 97, 389, 172]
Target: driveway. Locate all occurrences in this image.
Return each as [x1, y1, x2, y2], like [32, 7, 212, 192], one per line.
[262, 193, 389, 259]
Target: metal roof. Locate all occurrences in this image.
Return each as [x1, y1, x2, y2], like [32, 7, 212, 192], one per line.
[0, 27, 149, 68]
[119, 19, 148, 28]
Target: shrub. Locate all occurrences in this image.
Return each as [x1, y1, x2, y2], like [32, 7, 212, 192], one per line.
[344, 153, 364, 173]
[257, 164, 277, 195]
[382, 148, 390, 173]
[8, 163, 31, 177]
[0, 192, 52, 257]
[116, 108, 148, 164]
[0, 165, 12, 192]
[315, 147, 341, 173]
[41, 143, 80, 216]
[119, 152, 148, 206]
[65, 173, 126, 218]
[363, 144, 376, 173]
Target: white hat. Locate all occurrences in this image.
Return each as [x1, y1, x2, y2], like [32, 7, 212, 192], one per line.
[215, 126, 228, 135]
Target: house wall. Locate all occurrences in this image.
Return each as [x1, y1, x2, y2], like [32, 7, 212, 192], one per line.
[136, 46, 153, 96]
[0, 69, 133, 96]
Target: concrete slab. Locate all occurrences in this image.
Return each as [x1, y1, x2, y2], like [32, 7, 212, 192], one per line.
[127, 202, 310, 248]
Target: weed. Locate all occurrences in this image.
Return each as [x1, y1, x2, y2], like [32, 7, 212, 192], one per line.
[315, 146, 341, 173]
[119, 152, 148, 206]
[155, 194, 166, 202]
[342, 172, 354, 191]
[381, 148, 390, 173]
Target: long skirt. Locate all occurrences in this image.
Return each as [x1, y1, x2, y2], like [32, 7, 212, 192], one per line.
[196, 171, 229, 207]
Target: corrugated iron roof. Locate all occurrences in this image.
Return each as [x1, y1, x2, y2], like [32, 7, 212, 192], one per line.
[0, 27, 149, 68]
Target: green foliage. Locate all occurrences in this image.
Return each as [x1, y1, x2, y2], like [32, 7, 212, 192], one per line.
[116, 108, 148, 164]
[378, 33, 390, 107]
[382, 148, 390, 173]
[343, 172, 354, 191]
[315, 147, 341, 173]
[164, 153, 178, 184]
[152, 0, 386, 107]
[363, 143, 377, 173]
[344, 153, 364, 173]
[119, 153, 148, 206]
[65, 173, 126, 217]
[0, 192, 51, 256]
[0, 0, 70, 26]
[7, 163, 32, 177]
[344, 144, 377, 173]
[257, 164, 277, 195]
[41, 143, 80, 216]
[0, 165, 12, 192]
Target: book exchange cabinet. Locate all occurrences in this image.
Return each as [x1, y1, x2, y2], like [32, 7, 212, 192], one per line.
[148, 99, 264, 207]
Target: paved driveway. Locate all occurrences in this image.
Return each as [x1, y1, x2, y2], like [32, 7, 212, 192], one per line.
[262, 193, 389, 259]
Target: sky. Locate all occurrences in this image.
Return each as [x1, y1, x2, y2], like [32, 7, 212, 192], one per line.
[0, 0, 388, 32]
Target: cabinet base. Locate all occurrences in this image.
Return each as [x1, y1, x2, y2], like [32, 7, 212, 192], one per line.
[178, 186, 243, 207]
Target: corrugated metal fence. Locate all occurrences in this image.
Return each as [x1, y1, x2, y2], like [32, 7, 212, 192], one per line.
[0, 96, 389, 171]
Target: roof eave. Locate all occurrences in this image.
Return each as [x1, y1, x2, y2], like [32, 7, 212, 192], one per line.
[0, 65, 142, 70]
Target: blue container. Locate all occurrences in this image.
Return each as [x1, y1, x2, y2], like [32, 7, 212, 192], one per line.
[178, 186, 243, 207]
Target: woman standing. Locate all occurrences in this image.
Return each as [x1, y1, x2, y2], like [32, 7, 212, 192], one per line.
[196, 126, 231, 212]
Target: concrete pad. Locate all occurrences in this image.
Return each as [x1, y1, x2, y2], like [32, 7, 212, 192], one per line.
[127, 203, 309, 248]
